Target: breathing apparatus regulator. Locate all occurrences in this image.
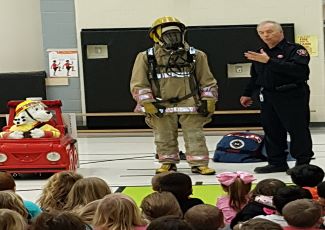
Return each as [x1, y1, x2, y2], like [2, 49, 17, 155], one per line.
[149, 16, 195, 76]
[149, 16, 186, 50]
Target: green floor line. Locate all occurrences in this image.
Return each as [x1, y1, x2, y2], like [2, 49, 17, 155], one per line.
[122, 185, 226, 206]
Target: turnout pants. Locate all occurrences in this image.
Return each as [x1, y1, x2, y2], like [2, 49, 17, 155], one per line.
[146, 113, 211, 166]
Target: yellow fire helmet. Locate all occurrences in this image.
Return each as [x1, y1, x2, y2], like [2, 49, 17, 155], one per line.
[149, 16, 185, 44]
[15, 100, 42, 116]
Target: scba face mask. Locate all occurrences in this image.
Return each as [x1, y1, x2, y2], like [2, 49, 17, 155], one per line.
[161, 27, 183, 50]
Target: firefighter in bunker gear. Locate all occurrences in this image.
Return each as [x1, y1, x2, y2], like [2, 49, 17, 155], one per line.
[130, 16, 218, 175]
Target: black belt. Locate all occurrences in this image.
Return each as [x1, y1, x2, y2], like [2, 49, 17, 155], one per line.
[263, 82, 306, 92]
[275, 83, 300, 91]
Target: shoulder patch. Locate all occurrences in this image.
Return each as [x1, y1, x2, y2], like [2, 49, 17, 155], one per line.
[296, 49, 308, 56]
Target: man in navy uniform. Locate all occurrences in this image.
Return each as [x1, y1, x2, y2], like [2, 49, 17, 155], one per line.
[240, 20, 313, 174]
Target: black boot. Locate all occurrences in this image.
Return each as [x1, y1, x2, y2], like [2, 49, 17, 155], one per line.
[254, 164, 289, 174]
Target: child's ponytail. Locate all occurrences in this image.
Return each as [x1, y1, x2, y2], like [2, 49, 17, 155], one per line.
[217, 171, 256, 211]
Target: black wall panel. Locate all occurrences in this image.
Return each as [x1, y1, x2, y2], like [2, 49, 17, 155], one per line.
[81, 24, 294, 129]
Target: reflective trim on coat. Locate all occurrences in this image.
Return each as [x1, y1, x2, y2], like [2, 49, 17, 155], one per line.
[156, 71, 191, 79]
[135, 106, 198, 113]
[132, 88, 155, 103]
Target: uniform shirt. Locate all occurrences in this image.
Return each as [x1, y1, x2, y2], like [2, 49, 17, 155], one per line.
[243, 39, 310, 96]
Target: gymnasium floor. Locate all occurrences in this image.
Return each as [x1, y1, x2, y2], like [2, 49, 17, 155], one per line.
[15, 127, 325, 203]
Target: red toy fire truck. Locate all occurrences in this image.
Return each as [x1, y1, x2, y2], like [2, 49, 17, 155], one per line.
[0, 100, 78, 173]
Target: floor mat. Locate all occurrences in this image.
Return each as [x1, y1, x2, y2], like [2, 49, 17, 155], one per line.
[122, 185, 225, 206]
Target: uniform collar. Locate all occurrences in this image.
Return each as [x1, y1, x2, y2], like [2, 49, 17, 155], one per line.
[275, 38, 287, 49]
[263, 38, 286, 51]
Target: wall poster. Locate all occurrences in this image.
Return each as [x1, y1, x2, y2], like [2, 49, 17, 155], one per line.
[295, 35, 318, 57]
[48, 49, 79, 77]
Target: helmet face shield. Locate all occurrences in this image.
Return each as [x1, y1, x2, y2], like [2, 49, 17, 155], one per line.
[161, 29, 183, 50]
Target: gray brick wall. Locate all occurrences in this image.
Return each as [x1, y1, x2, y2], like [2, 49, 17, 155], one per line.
[40, 0, 81, 113]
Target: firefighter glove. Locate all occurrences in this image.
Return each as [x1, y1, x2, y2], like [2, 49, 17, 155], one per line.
[206, 100, 216, 114]
[143, 102, 158, 115]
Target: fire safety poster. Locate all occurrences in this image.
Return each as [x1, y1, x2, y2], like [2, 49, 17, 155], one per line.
[295, 35, 318, 57]
[48, 49, 79, 77]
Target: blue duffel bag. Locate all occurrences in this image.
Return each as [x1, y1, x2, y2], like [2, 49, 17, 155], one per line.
[213, 132, 267, 163]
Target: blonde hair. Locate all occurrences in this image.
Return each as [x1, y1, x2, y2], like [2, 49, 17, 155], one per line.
[93, 193, 147, 230]
[75, 199, 102, 225]
[64, 177, 111, 211]
[37, 171, 83, 211]
[0, 191, 28, 219]
[221, 178, 252, 211]
[0, 209, 27, 230]
[140, 191, 182, 221]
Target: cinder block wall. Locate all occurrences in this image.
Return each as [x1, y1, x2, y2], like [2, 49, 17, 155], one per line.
[40, 0, 81, 114]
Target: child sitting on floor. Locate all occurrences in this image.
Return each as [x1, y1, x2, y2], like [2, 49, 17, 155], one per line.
[253, 185, 313, 228]
[290, 164, 324, 200]
[0, 171, 42, 218]
[282, 199, 323, 230]
[37, 171, 83, 212]
[230, 178, 286, 229]
[216, 171, 255, 224]
[140, 191, 183, 222]
[147, 216, 193, 230]
[184, 204, 225, 230]
[151, 171, 175, 192]
[233, 218, 282, 230]
[92, 193, 147, 230]
[0, 209, 27, 230]
[159, 172, 204, 214]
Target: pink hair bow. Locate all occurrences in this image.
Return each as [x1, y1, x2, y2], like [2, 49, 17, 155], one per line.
[216, 171, 256, 186]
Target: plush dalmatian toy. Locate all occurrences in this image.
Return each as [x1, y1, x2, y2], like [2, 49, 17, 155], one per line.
[0, 99, 61, 139]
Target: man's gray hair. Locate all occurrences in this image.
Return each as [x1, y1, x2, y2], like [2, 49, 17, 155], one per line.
[257, 20, 283, 32]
